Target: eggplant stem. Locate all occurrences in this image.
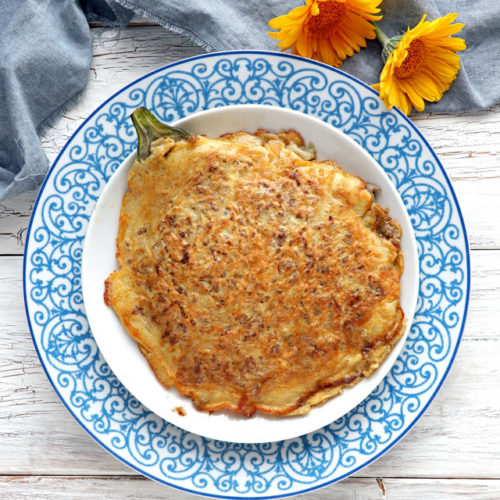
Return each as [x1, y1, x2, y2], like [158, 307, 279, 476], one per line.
[131, 107, 191, 160]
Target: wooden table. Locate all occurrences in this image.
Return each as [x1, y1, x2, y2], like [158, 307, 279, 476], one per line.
[1, 19, 499, 499]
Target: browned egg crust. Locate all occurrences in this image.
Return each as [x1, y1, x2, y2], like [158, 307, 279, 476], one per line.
[104, 128, 404, 417]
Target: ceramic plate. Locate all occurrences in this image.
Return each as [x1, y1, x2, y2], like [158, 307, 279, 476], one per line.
[81, 104, 419, 444]
[24, 51, 469, 498]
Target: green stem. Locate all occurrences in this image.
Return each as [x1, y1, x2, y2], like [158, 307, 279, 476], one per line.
[373, 23, 390, 47]
[131, 107, 191, 160]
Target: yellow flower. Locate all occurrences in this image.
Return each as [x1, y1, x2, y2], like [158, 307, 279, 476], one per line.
[268, 0, 383, 67]
[373, 14, 466, 115]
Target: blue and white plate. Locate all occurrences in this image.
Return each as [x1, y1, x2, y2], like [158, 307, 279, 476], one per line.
[24, 51, 470, 498]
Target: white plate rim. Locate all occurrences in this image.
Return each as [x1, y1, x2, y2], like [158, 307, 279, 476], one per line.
[80, 103, 420, 443]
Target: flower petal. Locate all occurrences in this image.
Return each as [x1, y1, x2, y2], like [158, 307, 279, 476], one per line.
[268, 0, 384, 67]
[296, 33, 314, 59]
[374, 11, 465, 114]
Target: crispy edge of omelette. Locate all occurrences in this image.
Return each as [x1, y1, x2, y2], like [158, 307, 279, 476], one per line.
[104, 129, 405, 417]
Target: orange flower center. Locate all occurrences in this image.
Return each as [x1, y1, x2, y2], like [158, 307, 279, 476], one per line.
[395, 39, 426, 79]
[306, 1, 346, 35]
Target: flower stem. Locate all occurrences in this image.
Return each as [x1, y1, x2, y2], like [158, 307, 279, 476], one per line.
[131, 107, 191, 160]
[373, 24, 390, 47]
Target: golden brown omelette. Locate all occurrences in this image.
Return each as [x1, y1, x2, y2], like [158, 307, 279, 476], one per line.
[104, 109, 404, 417]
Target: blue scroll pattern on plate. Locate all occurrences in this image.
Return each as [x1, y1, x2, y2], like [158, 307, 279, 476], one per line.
[26, 54, 467, 497]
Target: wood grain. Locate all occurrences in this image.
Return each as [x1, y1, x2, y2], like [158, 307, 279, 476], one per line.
[1, 251, 499, 477]
[0, 20, 498, 498]
[1, 476, 499, 500]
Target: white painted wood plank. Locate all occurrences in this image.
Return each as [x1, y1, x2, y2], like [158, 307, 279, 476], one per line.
[0, 477, 499, 500]
[1, 250, 499, 477]
[0, 190, 40, 254]
[452, 178, 500, 250]
[0, 17, 497, 498]
[0, 25, 498, 254]
[413, 107, 500, 181]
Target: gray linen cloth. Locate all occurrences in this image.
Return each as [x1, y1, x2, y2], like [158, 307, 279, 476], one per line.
[0, 0, 498, 200]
